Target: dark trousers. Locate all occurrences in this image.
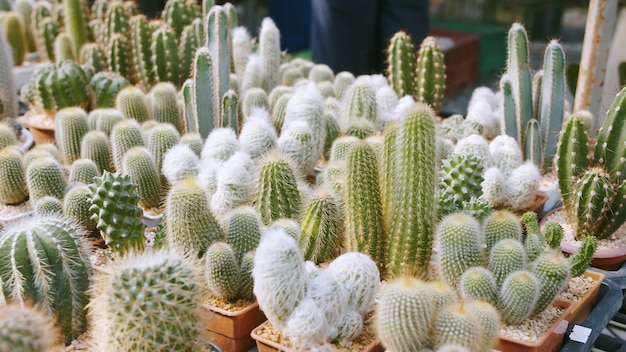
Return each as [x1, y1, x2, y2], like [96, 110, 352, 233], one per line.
[310, 0, 429, 76]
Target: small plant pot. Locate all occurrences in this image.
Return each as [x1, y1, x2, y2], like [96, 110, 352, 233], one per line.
[26, 114, 55, 145]
[200, 301, 266, 352]
[0, 209, 34, 226]
[251, 320, 384, 352]
[496, 299, 573, 352]
[562, 270, 605, 324]
[537, 181, 560, 216]
[142, 211, 163, 228]
[19, 128, 34, 151]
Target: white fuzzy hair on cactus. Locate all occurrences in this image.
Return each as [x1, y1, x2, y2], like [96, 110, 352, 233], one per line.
[481, 166, 507, 207]
[283, 297, 329, 349]
[326, 252, 380, 315]
[239, 107, 278, 159]
[232, 26, 251, 81]
[162, 144, 200, 185]
[210, 155, 255, 218]
[376, 85, 399, 129]
[201, 127, 240, 162]
[278, 120, 319, 176]
[241, 53, 262, 94]
[196, 158, 220, 197]
[506, 161, 541, 211]
[489, 134, 523, 176]
[305, 270, 349, 338]
[454, 134, 494, 168]
[466, 98, 500, 140]
[393, 95, 416, 119]
[282, 81, 325, 139]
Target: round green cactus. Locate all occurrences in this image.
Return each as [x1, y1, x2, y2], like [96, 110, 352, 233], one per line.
[122, 146, 162, 210]
[34, 195, 63, 215]
[0, 304, 59, 352]
[68, 158, 100, 184]
[498, 270, 540, 325]
[26, 156, 67, 203]
[459, 266, 498, 305]
[54, 107, 89, 165]
[433, 301, 482, 351]
[110, 118, 145, 172]
[63, 183, 97, 232]
[90, 71, 130, 108]
[466, 300, 501, 352]
[0, 146, 28, 205]
[531, 250, 571, 316]
[483, 210, 522, 253]
[115, 86, 152, 123]
[489, 238, 526, 287]
[80, 130, 113, 174]
[438, 153, 485, 218]
[223, 205, 262, 263]
[204, 241, 241, 302]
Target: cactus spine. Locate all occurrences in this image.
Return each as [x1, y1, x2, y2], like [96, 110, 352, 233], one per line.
[191, 46, 216, 139]
[387, 103, 436, 278]
[255, 150, 302, 225]
[0, 304, 59, 352]
[414, 36, 446, 114]
[152, 26, 181, 87]
[54, 107, 89, 165]
[299, 185, 342, 264]
[0, 146, 28, 205]
[122, 147, 162, 210]
[130, 14, 157, 90]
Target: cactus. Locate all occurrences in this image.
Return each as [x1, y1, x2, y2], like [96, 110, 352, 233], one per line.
[206, 5, 230, 115]
[221, 88, 239, 133]
[543, 221, 564, 249]
[308, 64, 334, 83]
[122, 147, 162, 210]
[162, 144, 200, 185]
[238, 109, 277, 159]
[299, 185, 342, 264]
[489, 135, 523, 176]
[437, 213, 485, 289]
[259, 17, 280, 94]
[498, 270, 540, 325]
[239, 251, 255, 300]
[204, 241, 241, 301]
[0, 146, 28, 205]
[152, 26, 181, 87]
[191, 46, 217, 138]
[241, 87, 270, 122]
[0, 27, 17, 118]
[165, 176, 224, 257]
[386, 31, 416, 99]
[162, 0, 192, 38]
[210, 152, 255, 217]
[223, 205, 262, 263]
[253, 228, 308, 331]
[180, 132, 203, 157]
[110, 118, 144, 172]
[0, 304, 59, 352]
[375, 276, 435, 352]
[15, 0, 36, 53]
[531, 250, 571, 316]
[130, 14, 157, 90]
[80, 43, 108, 72]
[47, 60, 91, 112]
[54, 107, 89, 165]
[414, 36, 446, 114]
[433, 301, 482, 351]
[89, 171, 146, 254]
[459, 266, 498, 305]
[53, 32, 75, 62]
[147, 122, 180, 180]
[489, 238, 526, 287]
[555, 115, 588, 220]
[340, 77, 377, 131]
[3, 12, 28, 66]
[150, 82, 184, 133]
[179, 23, 199, 82]
[255, 150, 302, 225]
[326, 251, 379, 314]
[68, 158, 99, 184]
[506, 161, 541, 211]
[90, 71, 130, 108]
[26, 156, 67, 202]
[63, 183, 97, 232]
[115, 86, 151, 122]
[387, 103, 436, 278]
[107, 33, 138, 84]
[333, 71, 355, 100]
[89, 248, 204, 351]
[0, 215, 91, 344]
[81, 130, 113, 173]
[34, 17, 59, 63]
[437, 153, 484, 218]
[63, 0, 88, 60]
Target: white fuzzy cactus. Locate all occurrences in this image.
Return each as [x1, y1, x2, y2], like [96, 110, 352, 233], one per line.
[201, 127, 240, 162]
[454, 134, 494, 168]
[506, 161, 541, 211]
[241, 53, 262, 94]
[393, 95, 416, 120]
[326, 252, 380, 315]
[468, 86, 499, 112]
[489, 135, 523, 176]
[376, 85, 399, 129]
[238, 108, 278, 159]
[162, 144, 200, 185]
[340, 75, 377, 130]
[196, 158, 220, 197]
[466, 99, 500, 140]
[259, 17, 281, 93]
[232, 26, 251, 82]
[278, 120, 319, 176]
[481, 167, 507, 207]
[211, 155, 256, 218]
[282, 82, 326, 156]
[283, 297, 328, 349]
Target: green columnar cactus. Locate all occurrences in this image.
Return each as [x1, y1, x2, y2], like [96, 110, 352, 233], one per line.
[15, 0, 36, 53]
[28, 62, 56, 114]
[0, 146, 28, 205]
[150, 82, 184, 133]
[63, 183, 97, 232]
[63, 0, 88, 60]
[89, 18, 105, 44]
[437, 213, 485, 289]
[0, 304, 59, 352]
[386, 31, 415, 98]
[387, 103, 436, 278]
[89, 171, 146, 254]
[323, 112, 341, 161]
[204, 241, 241, 301]
[53, 32, 76, 62]
[162, 0, 191, 38]
[241, 87, 270, 121]
[89, 248, 204, 351]
[108, 33, 138, 84]
[271, 92, 290, 133]
[81, 130, 113, 173]
[80, 43, 108, 72]
[255, 150, 302, 225]
[239, 251, 255, 300]
[46, 60, 91, 112]
[489, 238, 526, 287]
[414, 36, 445, 114]
[329, 136, 359, 163]
[206, 6, 230, 117]
[433, 302, 482, 352]
[524, 118, 542, 167]
[344, 140, 386, 271]
[531, 251, 571, 316]
[333, 71, 355, 100]
[165, 176, 224, 257]
[437, 153, 484, 218]
[91, 0, 108, 20]
[191, 46, 216, 139]
[259, 17, 280, 94]
[147, 122, 180, 181]
[26, 157, 67, 202]
[568, 235, 597, 277]
[340, 77, 377, 131]
[110, 118, 145, 172]
[104, 1, 130, 41]
[68, 158, 99, 184]
[130, 14, 157, 91]
[498, 270, 539, 325]
[90, 71, 130, 108]
[504, 23, 533, 149]
[381, 122, 399, 233]
[152, 26, 181, 87]
[375, 277, 435, 352]
[555, 115, 588, 222]
[3, 12, 28, 66]
[238, 110, 277, 159]
[538, 40, 566, 172]
[253, 228, 308, 331]
[223, 205, 262, 263]
[122, 147, 161, 210]
[299, 185, 342, 264]
[179, 23, 199, 82]
[221, 88, 239, 133]
[182, 79, 194, 132]
[0, 27, 17, 118]
[115, 86, 151, 122]
[34, 17, 59, 62]
[180, 132, 203, 157]
[459, 266, 498, 304]
[54, 107, 89, 165]
[0, 215, 91, 345]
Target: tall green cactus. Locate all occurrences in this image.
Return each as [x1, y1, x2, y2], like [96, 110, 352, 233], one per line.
[150, 82, 184, 133]
[147, 122, 180, 181]
[255, 150, 302, 225]
[63, 0, 89, 60]
[53, 32, 76, 62]
[115, 86, 152, 122]
[0, 146, 28, 205]
[221, 88, 239, 133]
[162, 0, 192, 38]
[179, 23, 199, 82]
[414, 36, 445, 114]
[152, 26, 181, 87]
[130, 14, 157, 91]
[498, 270, 540, 325]
[3, 12, 28, 66]
[80, 43, 108, 72]
[108, 33, 138, 84]
[505, 23, 533, 148]
[387, 103, 436, 278]
[54, 107, 89, 165]
[15, 0, 36, 53]
[104, 1, 130, 41]
[0, 215, 91, 345]
[206, 5, 230, 119]
[191, 46, 217, 139]
[386, 31, 416, 99]
[223, 205, 262, 263]
[34, 16, 60, 63]
[122, 146, 162, 210]
[340, 77, 377, 131]
[531, 250, 571, 316]
[204, 241, 241, 301]
[299, 185, 342, 264]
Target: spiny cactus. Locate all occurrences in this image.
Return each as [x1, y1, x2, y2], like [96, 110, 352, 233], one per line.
[80, 43, 108, 72]
[90, 71, 130, 108]
[437, 153, 484, 218]
[498, 270, 540, 325]
[165, 176, 223, 257]
[150, 82, 184, 133]
[239, 109, 277, 159]
[115, 86, 151, 122]
[0, 28, 17, 119]
[3, 12, 27, 66]
[122, 147, 162, 210]
[386, 31, 416, 98]
[68, 158, 100, 184]
[34, 195, 63, 215]
[179, 23, 199, 82]
[26, 156, 67, 202]
[414, 36, 446, 114]
[340, 76, 377, 131]
[80, 130, 113, 173]
[0, 146, 28, 205]
[204, 241, 241, 301]
[459, 266, 498, 304]
[205, 5, 230, 116]
[162, 144, 200, 185]
[531, 250, 571, 316]
[433, 301, 482, 351]
[63, 183, 97, 232]
[258, 17, 280, 94]
[89, 248, 205, 351]
[0, 304, 59, 352]
[489, 238, 526, 287]
[210, 152, 256, 217]
[387, 103, 436, 278]
[255, 150, 302, 225]
[223, 205, 262, 263]
[110, 118, 145, 172]
[44, 60, 91, 113]
[0, 215, 91, 345]
[568, 235, 598, 277]
[299, 185, 342, 264]
[89, 171, 146, 254]
[152, 26, 181, 86]
[34, 17, 59, 63]
[130, 14, 157, 90]
[147, 122, 180, 180]
[190, 46, 217, 138]
[15, 0, 36, 53]
[54, 107, 89, 165]
[53, 32, 75, 62]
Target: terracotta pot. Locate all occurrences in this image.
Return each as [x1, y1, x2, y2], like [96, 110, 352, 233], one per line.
[563, 270, 605, 324]
[495, 299, 573, 352]
[200, 301, 266, 352]
[251, 320, 384, 352]
[26, 115, 55, 145]
[543, 207, 626, 271]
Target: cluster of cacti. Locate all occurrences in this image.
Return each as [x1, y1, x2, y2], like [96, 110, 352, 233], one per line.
[253, 228, 380, 348]
[376, 277, 501, 352]
[436, 210, 596, 325]
[556, 86, 626, 240]
[0, 214, 92, 345]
